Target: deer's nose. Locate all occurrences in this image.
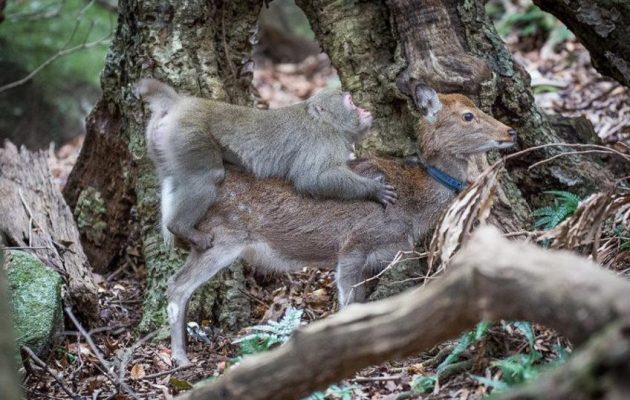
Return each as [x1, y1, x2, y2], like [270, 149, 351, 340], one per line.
[508, 129, 517, 140]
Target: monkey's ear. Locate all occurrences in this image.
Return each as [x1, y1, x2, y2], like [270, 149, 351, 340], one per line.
[307, 102, 324, 119]
[412, 83, 442, 121]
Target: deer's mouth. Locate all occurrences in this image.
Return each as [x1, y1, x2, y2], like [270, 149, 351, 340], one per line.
[495, 139, 515, 149]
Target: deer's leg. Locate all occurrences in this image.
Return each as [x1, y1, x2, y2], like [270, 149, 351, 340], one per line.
[336, 250, 368, 308]
[166, 245, 242, 366]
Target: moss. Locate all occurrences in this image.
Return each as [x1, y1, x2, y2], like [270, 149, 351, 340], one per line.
[6, 251, 63, 356]
[73, 187, 108, 244]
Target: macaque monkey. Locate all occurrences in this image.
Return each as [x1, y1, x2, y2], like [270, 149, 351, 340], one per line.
[135, 79, 396, 250]
[165, 87, 518, 366]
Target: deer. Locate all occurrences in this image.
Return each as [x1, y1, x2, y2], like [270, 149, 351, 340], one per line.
[163, 87, 517, 366]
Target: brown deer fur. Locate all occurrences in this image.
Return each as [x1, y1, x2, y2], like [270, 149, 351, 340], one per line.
[165, 93, 516, 366]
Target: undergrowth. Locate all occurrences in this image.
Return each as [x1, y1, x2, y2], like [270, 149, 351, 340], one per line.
[533, 190, 581, 230]
[231, 307, 359, 399]
[412, 321, 569, 395]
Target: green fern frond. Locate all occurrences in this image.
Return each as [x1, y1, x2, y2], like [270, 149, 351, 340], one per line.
[544, 190, 581, 206]
[233, 307, 303, 356]
[534, 191, 582, 230]
[533, 216, 552, 228]
[532, 207, 555, 217]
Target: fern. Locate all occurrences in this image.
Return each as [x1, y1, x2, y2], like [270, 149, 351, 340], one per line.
[412, 321, 490, 393]
[233, 307, 303, 356]
[472, 321, 569, 393]
[533, 190, 581, 230]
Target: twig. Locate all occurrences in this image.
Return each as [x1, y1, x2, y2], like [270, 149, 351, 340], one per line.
[528, 149, 628, 171]
[352, 374, 401, 383]
[65, 307, 141, 400]
[143, 364, 194, 379]
[342, 251, 427, 307]
[352, 251, 427, 289]
[21, 345, 82, 400]
[0, 35, 110, 93]
[238, 287, 269, 308]
[89, 322, 133, 335]
[65, 307, 108, 364]
[118, 330, 160, 385]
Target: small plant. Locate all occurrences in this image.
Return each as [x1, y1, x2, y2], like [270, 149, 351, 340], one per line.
[613, 225, 630, 250]
[305, 384, 359, 400]
[473, 321, 569, 392]
[233, 307, 303, 356]
[489, 2, 556, 39]
[411, 321, 491, 393]
[533, 190, 582, 230]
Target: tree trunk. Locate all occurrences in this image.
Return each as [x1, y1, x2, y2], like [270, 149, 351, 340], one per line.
[534, 0, 630, 88]
[64, 0, 262, 332]
[297, 0, 618, 297]
[0, 237, 23, 400]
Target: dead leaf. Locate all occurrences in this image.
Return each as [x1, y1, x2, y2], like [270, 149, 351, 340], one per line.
[130, 363, 146, 380]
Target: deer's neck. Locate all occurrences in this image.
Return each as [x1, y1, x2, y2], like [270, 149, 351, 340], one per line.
[422, 153, 468, 186]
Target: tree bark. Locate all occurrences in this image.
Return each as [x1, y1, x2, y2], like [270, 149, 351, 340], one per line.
[176, 226, 630, 400]
[533, 0, 630, 88]
[0, 236, 23, 400]
[64, 0, 262, 332]
[0, 142, 99, 325]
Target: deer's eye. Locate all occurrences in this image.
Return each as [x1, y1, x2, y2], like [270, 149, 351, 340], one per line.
[463, 112, 474, 122]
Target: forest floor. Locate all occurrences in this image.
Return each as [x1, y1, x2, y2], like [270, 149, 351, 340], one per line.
[28, 30, 630, 400]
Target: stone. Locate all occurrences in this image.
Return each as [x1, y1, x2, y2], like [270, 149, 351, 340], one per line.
[5, 250, 63, 356]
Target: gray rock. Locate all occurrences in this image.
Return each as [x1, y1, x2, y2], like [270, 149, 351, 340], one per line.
[6, 250, 63, 356]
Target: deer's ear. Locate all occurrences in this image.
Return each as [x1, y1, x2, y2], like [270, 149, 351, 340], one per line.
[413, 83, 442, 120]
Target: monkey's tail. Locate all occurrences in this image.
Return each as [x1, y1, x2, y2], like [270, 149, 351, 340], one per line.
[134, 79, 180, 113]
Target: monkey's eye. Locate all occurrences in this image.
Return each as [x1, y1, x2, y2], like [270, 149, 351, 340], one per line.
[463, 112, 474, 122]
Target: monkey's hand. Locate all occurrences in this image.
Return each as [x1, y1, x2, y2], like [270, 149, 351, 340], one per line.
[374, 177, 398, 206]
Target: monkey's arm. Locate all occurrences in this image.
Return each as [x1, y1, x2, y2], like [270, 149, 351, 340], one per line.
[308, 166, 397, 206]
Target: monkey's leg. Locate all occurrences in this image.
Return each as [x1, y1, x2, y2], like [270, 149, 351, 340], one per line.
[336, 250, 368, 308]
[166, 168, 224, 251]
[167, 244, 243, 366]
[313, 167, 397, 206]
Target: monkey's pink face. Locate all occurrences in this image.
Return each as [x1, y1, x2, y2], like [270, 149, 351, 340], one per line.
[343, 93, 373, 130]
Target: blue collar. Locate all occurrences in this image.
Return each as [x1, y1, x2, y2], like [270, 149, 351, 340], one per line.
[404, 157, 466, 193]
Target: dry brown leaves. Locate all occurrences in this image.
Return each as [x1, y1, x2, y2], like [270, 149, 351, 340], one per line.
[538, 192, 630, 265]
[514, 38, 630, 143]
[428, 166, 501, 276]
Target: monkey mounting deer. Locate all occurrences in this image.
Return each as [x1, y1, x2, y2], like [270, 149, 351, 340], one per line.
[164, 85, 517, 366]
[135, 79, 397, 250]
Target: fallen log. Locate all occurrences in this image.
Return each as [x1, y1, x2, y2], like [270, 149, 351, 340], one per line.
[0, 142, 98, 325]
[178, 225, 630, 400]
